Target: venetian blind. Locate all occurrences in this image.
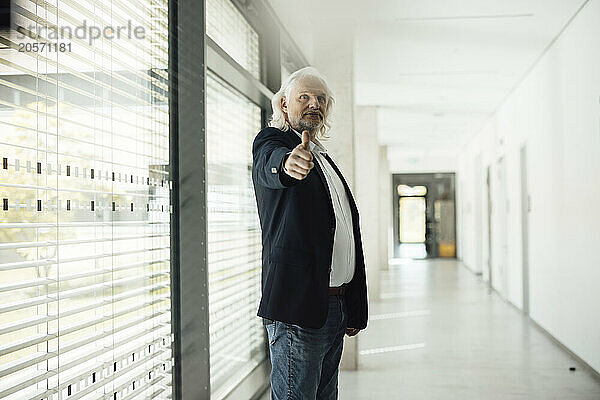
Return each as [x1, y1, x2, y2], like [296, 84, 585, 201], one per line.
[206, 0, 261, 80]
[204, 1, 266, 397]
[0, 0, 173, 398]
[206, 71, 265, 398]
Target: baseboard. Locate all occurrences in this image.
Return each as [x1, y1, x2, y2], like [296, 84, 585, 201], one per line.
[527, 317, 600, 382]
[472, 271, 600, 383]
[458, 260, 483, 276]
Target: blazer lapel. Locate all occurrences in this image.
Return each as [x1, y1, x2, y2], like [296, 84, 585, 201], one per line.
[285, 128, 302, 147]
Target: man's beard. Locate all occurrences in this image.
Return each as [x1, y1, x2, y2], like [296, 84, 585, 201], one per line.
[292, 115, 322, 136]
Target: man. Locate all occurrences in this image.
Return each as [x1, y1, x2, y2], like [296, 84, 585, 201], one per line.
[252, 67, 368, 399]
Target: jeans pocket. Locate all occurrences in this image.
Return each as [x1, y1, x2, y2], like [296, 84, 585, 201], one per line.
[269, 321, 280, 346]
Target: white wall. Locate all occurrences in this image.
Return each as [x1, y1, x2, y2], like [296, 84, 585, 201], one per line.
[457, 0, 600, 373]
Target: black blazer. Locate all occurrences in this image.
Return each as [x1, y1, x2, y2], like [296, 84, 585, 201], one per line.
[251, 126, 368, 329]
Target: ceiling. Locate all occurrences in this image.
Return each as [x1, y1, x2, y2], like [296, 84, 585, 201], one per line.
[268, 0, 587, 153]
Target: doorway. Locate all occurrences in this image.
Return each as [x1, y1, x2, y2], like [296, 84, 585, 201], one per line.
[392, 173, 456, 259]
[397, 185, 427, 259]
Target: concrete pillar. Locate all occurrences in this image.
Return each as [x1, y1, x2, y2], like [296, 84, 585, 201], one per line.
[312, 26, 359, 370]
[312, 27, 355, 188]
[379, 146, 391, 271]
[354, 106, 381, 305]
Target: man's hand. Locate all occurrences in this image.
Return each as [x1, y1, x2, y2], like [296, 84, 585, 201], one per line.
[345, 328, 360, 337]
[284, 130, 314, 180]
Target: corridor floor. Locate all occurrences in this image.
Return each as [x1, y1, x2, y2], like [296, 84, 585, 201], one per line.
[337, 259, 600, 399]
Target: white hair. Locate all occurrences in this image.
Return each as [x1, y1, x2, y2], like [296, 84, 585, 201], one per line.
[269, 66, 335, 139]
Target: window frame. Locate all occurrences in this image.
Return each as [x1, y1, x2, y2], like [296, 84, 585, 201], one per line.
[170, 0, 310, 399]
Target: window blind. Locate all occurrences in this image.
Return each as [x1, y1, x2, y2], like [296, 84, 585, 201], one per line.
[0, 0, 172, 398]
[206, 71, 265, 397]
[206, 0, 261, 80]
[204, 2, 266, 397]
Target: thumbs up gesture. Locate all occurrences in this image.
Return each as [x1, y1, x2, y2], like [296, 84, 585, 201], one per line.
[284, 130, 315, 180]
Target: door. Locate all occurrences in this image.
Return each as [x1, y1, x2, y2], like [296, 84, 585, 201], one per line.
[496, 156, 509, 298]
[486, 166, 493, 288]
[474, 154, 483, 273]
[520, 145, 530, 315]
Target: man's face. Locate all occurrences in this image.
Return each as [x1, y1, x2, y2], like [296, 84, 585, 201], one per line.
[281, 76, 327, 137]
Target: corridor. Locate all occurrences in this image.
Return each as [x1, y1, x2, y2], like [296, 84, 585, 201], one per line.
[1, 0, 599, 398]
[336, 259, 600, 399]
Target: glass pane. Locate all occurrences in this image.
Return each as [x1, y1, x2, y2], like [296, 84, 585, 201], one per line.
[397, 184, 427, 196]
[206, 72, 265, 395]
[399, 197, 426, 243]
[0, 0, 172, 398]
[206, 0, 261, 80]
[435, 199, 456, 257]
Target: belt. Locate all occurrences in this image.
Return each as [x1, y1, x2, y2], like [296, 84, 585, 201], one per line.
[328, 284, 346, 296]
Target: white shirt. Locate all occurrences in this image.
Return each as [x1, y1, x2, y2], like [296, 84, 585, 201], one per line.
[288, 129, 355, 286]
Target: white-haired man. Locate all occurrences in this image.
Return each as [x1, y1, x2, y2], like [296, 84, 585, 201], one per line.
[251, 67, 368, 399]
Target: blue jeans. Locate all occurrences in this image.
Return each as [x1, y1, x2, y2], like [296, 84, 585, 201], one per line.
[265, 295, 348, 400]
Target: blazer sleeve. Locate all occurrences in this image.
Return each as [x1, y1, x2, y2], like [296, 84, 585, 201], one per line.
[252, 128, 302, 189]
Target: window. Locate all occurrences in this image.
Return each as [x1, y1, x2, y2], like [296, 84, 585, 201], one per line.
[206, 0, 261, 80]
[206, 71, 265, 397]
[0, 0, 172, 398]
[398, 184, 427, 197]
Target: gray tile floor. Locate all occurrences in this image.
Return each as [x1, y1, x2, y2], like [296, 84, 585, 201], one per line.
[260, 259, 600, 399]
